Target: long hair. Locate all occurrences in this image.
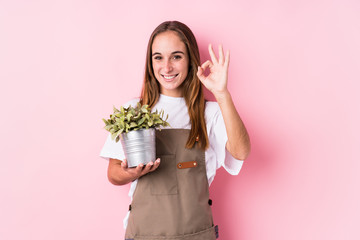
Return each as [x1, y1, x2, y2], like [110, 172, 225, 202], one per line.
[140, 21, 209, 150]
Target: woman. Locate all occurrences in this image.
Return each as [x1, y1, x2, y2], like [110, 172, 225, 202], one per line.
[100, 21, 250, 240]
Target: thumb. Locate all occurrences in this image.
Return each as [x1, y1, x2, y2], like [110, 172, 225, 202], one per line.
[197, 66, 205, 82]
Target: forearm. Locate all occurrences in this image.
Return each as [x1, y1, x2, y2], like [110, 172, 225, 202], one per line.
[215, 90, 251, 160]
[107, 159, 134, 185]
[107, 158, 160, 185]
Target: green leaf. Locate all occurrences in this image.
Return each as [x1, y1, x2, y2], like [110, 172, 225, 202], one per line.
[154, 119, 162, 124]
[111, 132, 117, 140]
[129, 122, 137, 128]
[113, 106, 120, 113]
[133, 111, 141, 120]
[148, 119, 153, 126]
[103, 102, 170, 134]
[137, 117, 145, 125]
[126, 113, 133, 122]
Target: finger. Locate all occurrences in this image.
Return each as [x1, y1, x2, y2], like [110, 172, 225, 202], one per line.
[142, 161, 154, 174]
[218, 44, 224, 65]
[208, 44, 218, 64]
[197, 66, 206, 83]
[197, 66, 203, 77]
[225, 50, 230, 68]
[134, 163, 144, 175]
[197, 61, 212, 82]
[200, 60, 212, 70]
[149, 158, 161, 172]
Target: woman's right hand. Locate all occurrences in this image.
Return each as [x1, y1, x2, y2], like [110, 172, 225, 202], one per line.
[107, 158, 161, 185]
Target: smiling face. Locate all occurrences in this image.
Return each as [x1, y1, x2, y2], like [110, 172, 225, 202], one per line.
[151, 31, 189, 97]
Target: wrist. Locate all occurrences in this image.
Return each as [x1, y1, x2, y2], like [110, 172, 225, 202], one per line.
[128, 171, 140, 182]
[214, 89, 231, 104]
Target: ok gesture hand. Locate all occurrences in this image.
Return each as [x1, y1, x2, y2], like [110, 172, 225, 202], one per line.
[197, 44, 251, 161]
[197, 44, 230, 97]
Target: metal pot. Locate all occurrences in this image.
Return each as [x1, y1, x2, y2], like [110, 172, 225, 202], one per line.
[120, 128, 156, 168]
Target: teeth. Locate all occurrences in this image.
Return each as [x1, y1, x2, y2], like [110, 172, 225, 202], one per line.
[163, 75, 176, 80]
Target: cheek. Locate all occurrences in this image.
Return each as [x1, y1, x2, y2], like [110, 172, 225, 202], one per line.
[181, 61, 190, 75]
[152, 63, 160, 75]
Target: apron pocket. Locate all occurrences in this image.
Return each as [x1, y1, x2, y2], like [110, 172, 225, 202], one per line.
[149, 154, 178, 195]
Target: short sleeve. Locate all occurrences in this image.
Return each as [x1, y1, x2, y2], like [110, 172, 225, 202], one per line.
[99, 133, 125, 161]
[206, 102, 243, 176]
[99, 98, 140, 161]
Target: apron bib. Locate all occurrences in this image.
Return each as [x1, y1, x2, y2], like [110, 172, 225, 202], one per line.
[125, 129, 218, 240]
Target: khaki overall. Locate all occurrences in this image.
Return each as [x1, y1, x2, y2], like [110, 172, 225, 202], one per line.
[125, 129, 218, 240]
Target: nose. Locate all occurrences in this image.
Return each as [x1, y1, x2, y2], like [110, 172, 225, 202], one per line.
[163, 59, 173, 73]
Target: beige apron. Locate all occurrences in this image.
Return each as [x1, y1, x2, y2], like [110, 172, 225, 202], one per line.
[125, 129, 218, 240]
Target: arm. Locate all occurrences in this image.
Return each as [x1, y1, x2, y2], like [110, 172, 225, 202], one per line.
[215, 91, 250, 160]
[197, 44, 251, 160]
[107, 158, 161, 185]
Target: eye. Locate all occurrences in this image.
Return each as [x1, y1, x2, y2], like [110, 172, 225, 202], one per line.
[173, 55, 182, 60]
[153, 56, 162, 60]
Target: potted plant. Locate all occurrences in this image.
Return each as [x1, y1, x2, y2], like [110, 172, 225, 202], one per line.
[102, 102, 170, 167]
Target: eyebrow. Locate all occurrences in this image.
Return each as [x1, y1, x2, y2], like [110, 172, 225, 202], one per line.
[152, 51, 185, 56]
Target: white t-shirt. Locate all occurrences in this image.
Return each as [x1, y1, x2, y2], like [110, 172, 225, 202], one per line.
[100, 94, 243, 228]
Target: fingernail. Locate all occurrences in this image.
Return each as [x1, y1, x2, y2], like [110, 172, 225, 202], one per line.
[149, 161, 154, 166]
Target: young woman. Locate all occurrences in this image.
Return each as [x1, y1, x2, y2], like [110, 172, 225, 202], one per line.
[100, 21, 250, 240]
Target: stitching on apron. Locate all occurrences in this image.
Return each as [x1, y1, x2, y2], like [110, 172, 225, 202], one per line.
[126, 129, 215, 240]
[133, 225, 217, 239]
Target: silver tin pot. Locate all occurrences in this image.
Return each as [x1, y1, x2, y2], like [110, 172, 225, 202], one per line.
[120, 128, 156, 168]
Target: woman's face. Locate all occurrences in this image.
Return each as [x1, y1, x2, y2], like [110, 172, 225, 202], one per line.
[152, 31, 189, 97]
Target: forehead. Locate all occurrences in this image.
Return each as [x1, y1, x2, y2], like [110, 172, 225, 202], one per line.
[152, 31, 187, 54]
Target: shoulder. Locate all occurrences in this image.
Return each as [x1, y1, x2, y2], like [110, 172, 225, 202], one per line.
[122, 98, 141, 108]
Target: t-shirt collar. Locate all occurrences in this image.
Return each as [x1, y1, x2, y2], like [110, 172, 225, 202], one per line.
[159, 94, 185, 104]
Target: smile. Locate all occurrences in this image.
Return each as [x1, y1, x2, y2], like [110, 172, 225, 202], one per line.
[162, 74, 178, 80]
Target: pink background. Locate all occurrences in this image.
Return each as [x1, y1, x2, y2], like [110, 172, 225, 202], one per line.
[1, 0, 359, 239]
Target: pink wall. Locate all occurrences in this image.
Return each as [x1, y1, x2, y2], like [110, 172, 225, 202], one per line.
[1, 0, 359, 239]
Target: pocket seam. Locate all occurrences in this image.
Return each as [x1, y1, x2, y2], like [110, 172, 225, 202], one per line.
[150, 154, 178, 195]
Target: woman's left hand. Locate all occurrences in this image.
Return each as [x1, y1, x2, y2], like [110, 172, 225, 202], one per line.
[197, 44, 250, 160]
[197, 44, 230, 97]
